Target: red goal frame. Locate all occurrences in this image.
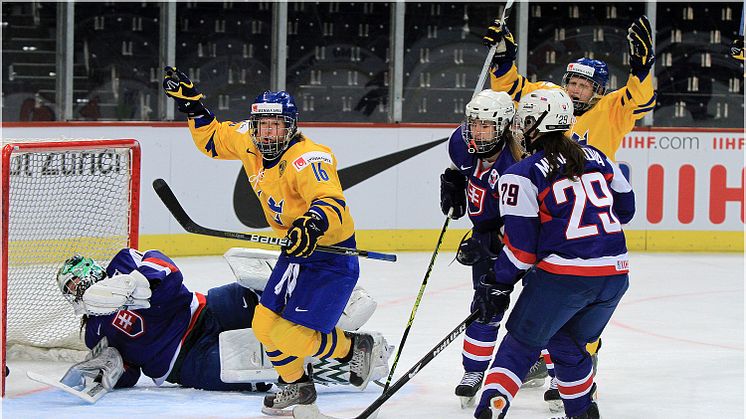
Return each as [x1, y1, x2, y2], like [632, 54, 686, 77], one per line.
[0, 139, 141, 396]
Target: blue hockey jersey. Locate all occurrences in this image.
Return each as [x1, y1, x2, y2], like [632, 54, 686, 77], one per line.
[447, 126, 521, 229]
[84, 248, 204, 386]
[492, 145, 635, 285]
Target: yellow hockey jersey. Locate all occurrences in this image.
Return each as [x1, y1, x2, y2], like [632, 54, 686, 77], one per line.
[490, 64, 656, 161]
[188, 118, 355, 246]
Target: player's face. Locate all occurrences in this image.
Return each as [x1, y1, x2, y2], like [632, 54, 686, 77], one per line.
[256, 117, 287, 142]
[469, 118, 497, 141]
[63, 277, 82, 296]
[564, 76, 595, 103]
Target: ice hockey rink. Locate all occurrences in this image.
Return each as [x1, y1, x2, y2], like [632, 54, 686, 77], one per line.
[2, 251, 743, 419]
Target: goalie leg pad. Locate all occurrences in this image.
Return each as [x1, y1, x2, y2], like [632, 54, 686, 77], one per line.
[336, 285, 377, 331]
[219, 328, 278, 383]
[223, 247, 279, 292]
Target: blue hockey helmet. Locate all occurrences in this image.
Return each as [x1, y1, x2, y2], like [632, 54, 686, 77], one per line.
[561, 58, 609, 113]
[248, 91, 299, 160]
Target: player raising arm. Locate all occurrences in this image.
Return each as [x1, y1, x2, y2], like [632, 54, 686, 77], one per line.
[472, 89, 634, 419]
[163, 68, 387, 416]
[483, 15, 656, 161]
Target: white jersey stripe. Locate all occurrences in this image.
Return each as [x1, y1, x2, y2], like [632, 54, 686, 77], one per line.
[542, 253, 629, 267]
[504, 246, 534, 270]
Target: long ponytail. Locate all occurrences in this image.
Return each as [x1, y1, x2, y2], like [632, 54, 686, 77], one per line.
[537, 132, 585, 181]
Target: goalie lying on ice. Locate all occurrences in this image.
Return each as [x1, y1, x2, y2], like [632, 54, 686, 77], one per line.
[53, 247, 391, 398]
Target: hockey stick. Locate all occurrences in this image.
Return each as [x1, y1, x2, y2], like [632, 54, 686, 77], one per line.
[293, 311, 480, 419]
[381, 0, 516, 392]
[381, 216, 449, 391]
[474, 0, 515, 96]
[27, 371, 108, 403]
[153, 179, 396, 262]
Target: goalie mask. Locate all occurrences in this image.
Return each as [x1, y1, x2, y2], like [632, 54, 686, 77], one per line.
[248, 90, 299, 160]
[561, 58, 609, 114]
[57, 255, 106, 315]
[511, 89, 575, 153]
[461, 90, 515, 157]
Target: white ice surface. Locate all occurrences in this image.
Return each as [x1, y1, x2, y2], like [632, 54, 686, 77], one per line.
[2, 252, 743, 419]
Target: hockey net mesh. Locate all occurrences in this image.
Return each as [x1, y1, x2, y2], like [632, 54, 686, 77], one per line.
[4, 139, 136, 356]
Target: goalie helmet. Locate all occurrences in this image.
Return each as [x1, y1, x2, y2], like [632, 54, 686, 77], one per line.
[57, 255, 106, 315]
[461, 90, 515, 157]
[248, 90, 299, 160]
[561, 58, 609, 113]
[511, 89, 575, 153]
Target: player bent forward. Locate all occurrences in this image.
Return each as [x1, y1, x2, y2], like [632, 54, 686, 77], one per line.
[52, 247, 390, 401]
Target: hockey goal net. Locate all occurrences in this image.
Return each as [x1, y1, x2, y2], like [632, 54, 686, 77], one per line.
[1, 138, 140, 395]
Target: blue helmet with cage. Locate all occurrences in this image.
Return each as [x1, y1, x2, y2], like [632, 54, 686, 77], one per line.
[561, 58, 609, 113]
[248, 91, 299, 160]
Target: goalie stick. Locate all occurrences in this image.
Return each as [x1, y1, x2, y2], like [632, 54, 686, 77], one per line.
[293, 311, 480, 419]
[153, 179, 396, 262]
[26, 371, 108, 404]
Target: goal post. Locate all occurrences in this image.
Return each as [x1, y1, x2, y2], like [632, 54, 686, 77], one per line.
[0, 138, 141, 396]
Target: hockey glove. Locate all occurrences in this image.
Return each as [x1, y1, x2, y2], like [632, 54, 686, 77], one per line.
[473, 270, 513, 323]
[483, 20, 518, 67]
[163, 66, 209, 117]
[61, 344, 124, 391]
[731, 38, 744, 61]
[440, 168, 468, 219]
[82, 270, 152, 315]
[627, 15, 655, 76]
[284, 212, 327, 258]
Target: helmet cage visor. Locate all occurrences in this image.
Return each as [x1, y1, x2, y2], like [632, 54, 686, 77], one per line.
[248, 115, 296, 160]
[461, 116, 505, 154]
[561, 73, 606, 113]
[57, 255, 105, 315]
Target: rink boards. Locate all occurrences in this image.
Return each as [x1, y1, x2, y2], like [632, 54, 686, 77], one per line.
[2, 123, 743, 254]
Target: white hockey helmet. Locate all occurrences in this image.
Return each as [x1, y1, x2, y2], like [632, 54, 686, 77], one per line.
[511, 89, 575, 152]
[461, 89, 515, 156]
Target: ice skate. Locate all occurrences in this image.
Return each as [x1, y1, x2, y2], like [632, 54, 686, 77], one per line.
[262, 378, 316, 416]
[522, 357, 548, 388]
[455, 371, 484, 408]
[549, 401, 600, 419]
[347, 331, 385, 390]
[544, 376, 563, 413]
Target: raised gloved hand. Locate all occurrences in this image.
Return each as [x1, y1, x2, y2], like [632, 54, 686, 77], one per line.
[483, 20, 518, 66]
[163, 66, 208, 117]
[440, 168, 468, 219]
[731, 38, 744, 61]
[627, 16, 655, 75]
[473, 270, 513, 323]
[82, 270, 152, 315]
[284, 212, 327, 257]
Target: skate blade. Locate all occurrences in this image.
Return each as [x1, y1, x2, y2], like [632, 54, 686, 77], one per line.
[521, 377, 546, 388]
[459, 395, 477, 409]
[261, 405, 296, 416]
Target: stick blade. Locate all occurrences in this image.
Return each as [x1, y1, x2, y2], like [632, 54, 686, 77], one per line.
[293, 404, 340, 419]
[26, 371, 107, 404]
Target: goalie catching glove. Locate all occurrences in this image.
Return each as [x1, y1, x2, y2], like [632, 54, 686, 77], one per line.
[83, 270, 152, 315]
[283, 211, 327, 258]
[163, 66, 210, 118]
[627, 15, 655, 76]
